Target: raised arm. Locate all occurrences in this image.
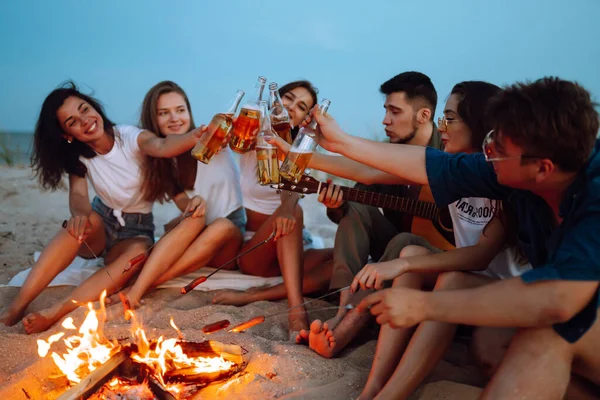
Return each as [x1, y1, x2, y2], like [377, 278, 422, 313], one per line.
[267, 135, 411, 185]
[306, 110, 429, 184]
[137, 126, 205, 158]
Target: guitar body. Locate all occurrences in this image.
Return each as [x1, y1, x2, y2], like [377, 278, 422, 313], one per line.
[406, 186, 455, 250]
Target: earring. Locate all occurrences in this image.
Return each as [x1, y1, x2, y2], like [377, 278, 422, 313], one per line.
[67, 138, 73, 144]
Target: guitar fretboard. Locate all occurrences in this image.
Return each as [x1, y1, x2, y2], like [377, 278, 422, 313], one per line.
[335, 185, 440, 221]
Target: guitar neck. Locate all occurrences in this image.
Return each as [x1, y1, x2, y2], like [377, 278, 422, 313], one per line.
[338, 185, 439, 221]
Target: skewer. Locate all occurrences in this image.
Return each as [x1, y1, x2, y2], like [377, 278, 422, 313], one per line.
[61, 220, 115, 286]
[180, 231, 276, 294]
[216, 287, 351, 334]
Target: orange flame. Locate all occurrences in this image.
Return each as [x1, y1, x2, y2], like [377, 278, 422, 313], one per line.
[37, 290, 236, 393]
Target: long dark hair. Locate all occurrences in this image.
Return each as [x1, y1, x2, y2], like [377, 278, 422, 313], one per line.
[139, 81, 197, 203]
[451, 81, 527, 265]
[278, 80, 318, 141]
[31, 81, 116, 190]
[450, 81, 501, 150]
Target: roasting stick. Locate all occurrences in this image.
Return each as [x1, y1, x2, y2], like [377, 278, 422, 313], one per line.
[223, 286, 351, 333]
[180, 231, 277, 294]
[61, 220, 115, 287]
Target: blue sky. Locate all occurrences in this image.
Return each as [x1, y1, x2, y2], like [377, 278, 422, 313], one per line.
[1, 0, 599, 140]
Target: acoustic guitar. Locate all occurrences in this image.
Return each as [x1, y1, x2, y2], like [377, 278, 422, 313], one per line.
[276, 175, 455, 251]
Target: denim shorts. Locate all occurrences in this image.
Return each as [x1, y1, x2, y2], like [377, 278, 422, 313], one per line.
[91, 197, 155, 252]
[225, 206, 247, 235]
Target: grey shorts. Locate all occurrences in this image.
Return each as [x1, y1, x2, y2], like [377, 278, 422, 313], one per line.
[91, 196, 155, 252]
[225, 206, 247, 234]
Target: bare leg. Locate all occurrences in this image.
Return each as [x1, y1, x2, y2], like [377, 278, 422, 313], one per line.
[125, 216, 206, 308]
[238, 204, 309, 340]
[0, 212, 106, 326]
[212, 249, 333, 306]
[483, 312, 600, 399]
[152, 218, 243, 287]
[22, 238, 149, 334]
[373, 272, 493, 400]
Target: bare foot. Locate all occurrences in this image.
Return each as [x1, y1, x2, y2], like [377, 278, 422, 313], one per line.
[0, 308, 25, 327]
[289, 308, 309, 342]
[307, 319, 337, 358]
[212, 290, 255, 306]
[23, 309, 60, 334]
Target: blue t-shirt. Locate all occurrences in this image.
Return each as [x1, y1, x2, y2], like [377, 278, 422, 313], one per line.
[424, 140, 600, 343]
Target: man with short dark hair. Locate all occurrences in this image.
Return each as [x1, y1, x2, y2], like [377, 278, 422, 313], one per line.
[310, 77, 600, 398]
[296, 72, 445, 358]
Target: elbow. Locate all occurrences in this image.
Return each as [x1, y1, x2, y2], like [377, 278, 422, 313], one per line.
[536, 289, 577, 325]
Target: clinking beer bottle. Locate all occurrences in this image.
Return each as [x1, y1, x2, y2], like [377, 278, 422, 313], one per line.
[256, 101, 280, 185]
[230, 76, 267, 153]
[279, 99, 331, 184]
[191, 90, 245, 164]
[268, 82, 292, 145]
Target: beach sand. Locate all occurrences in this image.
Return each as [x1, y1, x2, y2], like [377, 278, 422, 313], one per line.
[0, 165, 484, 399]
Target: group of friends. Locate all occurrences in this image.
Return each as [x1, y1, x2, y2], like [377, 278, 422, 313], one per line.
[0, 71, 599, 399]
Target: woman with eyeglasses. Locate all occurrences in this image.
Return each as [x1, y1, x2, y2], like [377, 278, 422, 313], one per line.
[350, 81, 532, 400]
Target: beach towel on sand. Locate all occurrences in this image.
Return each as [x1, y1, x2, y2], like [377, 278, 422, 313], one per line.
[2, 251, 283, 291]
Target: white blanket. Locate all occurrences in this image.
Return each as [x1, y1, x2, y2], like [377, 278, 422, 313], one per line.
[1, 252, 283, 291]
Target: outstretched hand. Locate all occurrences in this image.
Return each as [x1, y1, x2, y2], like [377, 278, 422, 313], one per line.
[357, 288, 427, 329]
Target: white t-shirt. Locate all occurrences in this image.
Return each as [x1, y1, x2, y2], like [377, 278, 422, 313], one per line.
[449, 197, 531, 279]
[239, 150, 281, 215]
[80, 125, 152, 224]
[188, 147, 243, 224]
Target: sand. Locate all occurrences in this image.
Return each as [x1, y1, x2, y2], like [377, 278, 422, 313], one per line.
[0, 165, 484, 399]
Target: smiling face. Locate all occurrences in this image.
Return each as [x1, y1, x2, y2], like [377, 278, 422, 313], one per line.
[281, 87, 315, 127]
[57, 96, 105, 143]
[155, 92, 191, 135]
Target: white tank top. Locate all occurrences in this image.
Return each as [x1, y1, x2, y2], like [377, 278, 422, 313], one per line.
[239, 150, 281, 215]
[188, 147, 243, 224]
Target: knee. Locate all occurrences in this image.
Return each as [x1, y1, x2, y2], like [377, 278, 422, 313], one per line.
[399, 244, 430, 258]
[434, 271, 471, 290]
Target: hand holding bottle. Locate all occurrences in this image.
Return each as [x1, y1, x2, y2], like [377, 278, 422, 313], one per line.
[300, 109, 347, 153]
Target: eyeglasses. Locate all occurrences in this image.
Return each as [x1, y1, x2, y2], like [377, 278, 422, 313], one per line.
[482, 130, 538, 162]
[437, 116, 460, 131]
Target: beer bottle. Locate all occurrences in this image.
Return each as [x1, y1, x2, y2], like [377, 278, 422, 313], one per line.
[268, 82, 292, 145]
[279, 99, 331, 184]
[191, 90, 245, 164]
[230, 76, 267, 153]
[256, 100, 280, 185]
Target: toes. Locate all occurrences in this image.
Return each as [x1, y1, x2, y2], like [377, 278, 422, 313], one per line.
[296, 329, 310, 344]
[310, 319, 323, 334]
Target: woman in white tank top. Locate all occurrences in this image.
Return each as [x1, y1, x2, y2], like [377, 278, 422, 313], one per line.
[212, 81, 334, 340]
[353, 82, 532, 400]
[115, 81, 246, 309]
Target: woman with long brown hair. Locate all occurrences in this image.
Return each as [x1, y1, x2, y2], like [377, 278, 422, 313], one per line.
[211, 80, 334, 341]
[115, 81, 245, 309]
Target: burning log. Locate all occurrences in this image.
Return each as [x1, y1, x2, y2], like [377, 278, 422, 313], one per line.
[56, 349, 128, 400]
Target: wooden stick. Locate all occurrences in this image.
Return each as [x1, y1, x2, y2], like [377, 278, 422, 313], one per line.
[56, 350, 127, 400]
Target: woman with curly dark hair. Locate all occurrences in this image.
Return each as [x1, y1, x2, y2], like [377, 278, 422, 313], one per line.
[0, 82, 205, 333]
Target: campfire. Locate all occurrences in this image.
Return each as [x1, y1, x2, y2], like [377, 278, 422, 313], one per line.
[36, 292, 245, 399]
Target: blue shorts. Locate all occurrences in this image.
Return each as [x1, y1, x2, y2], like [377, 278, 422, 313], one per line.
[91, 197, 155, 252]
[225, 206, 247, 235]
